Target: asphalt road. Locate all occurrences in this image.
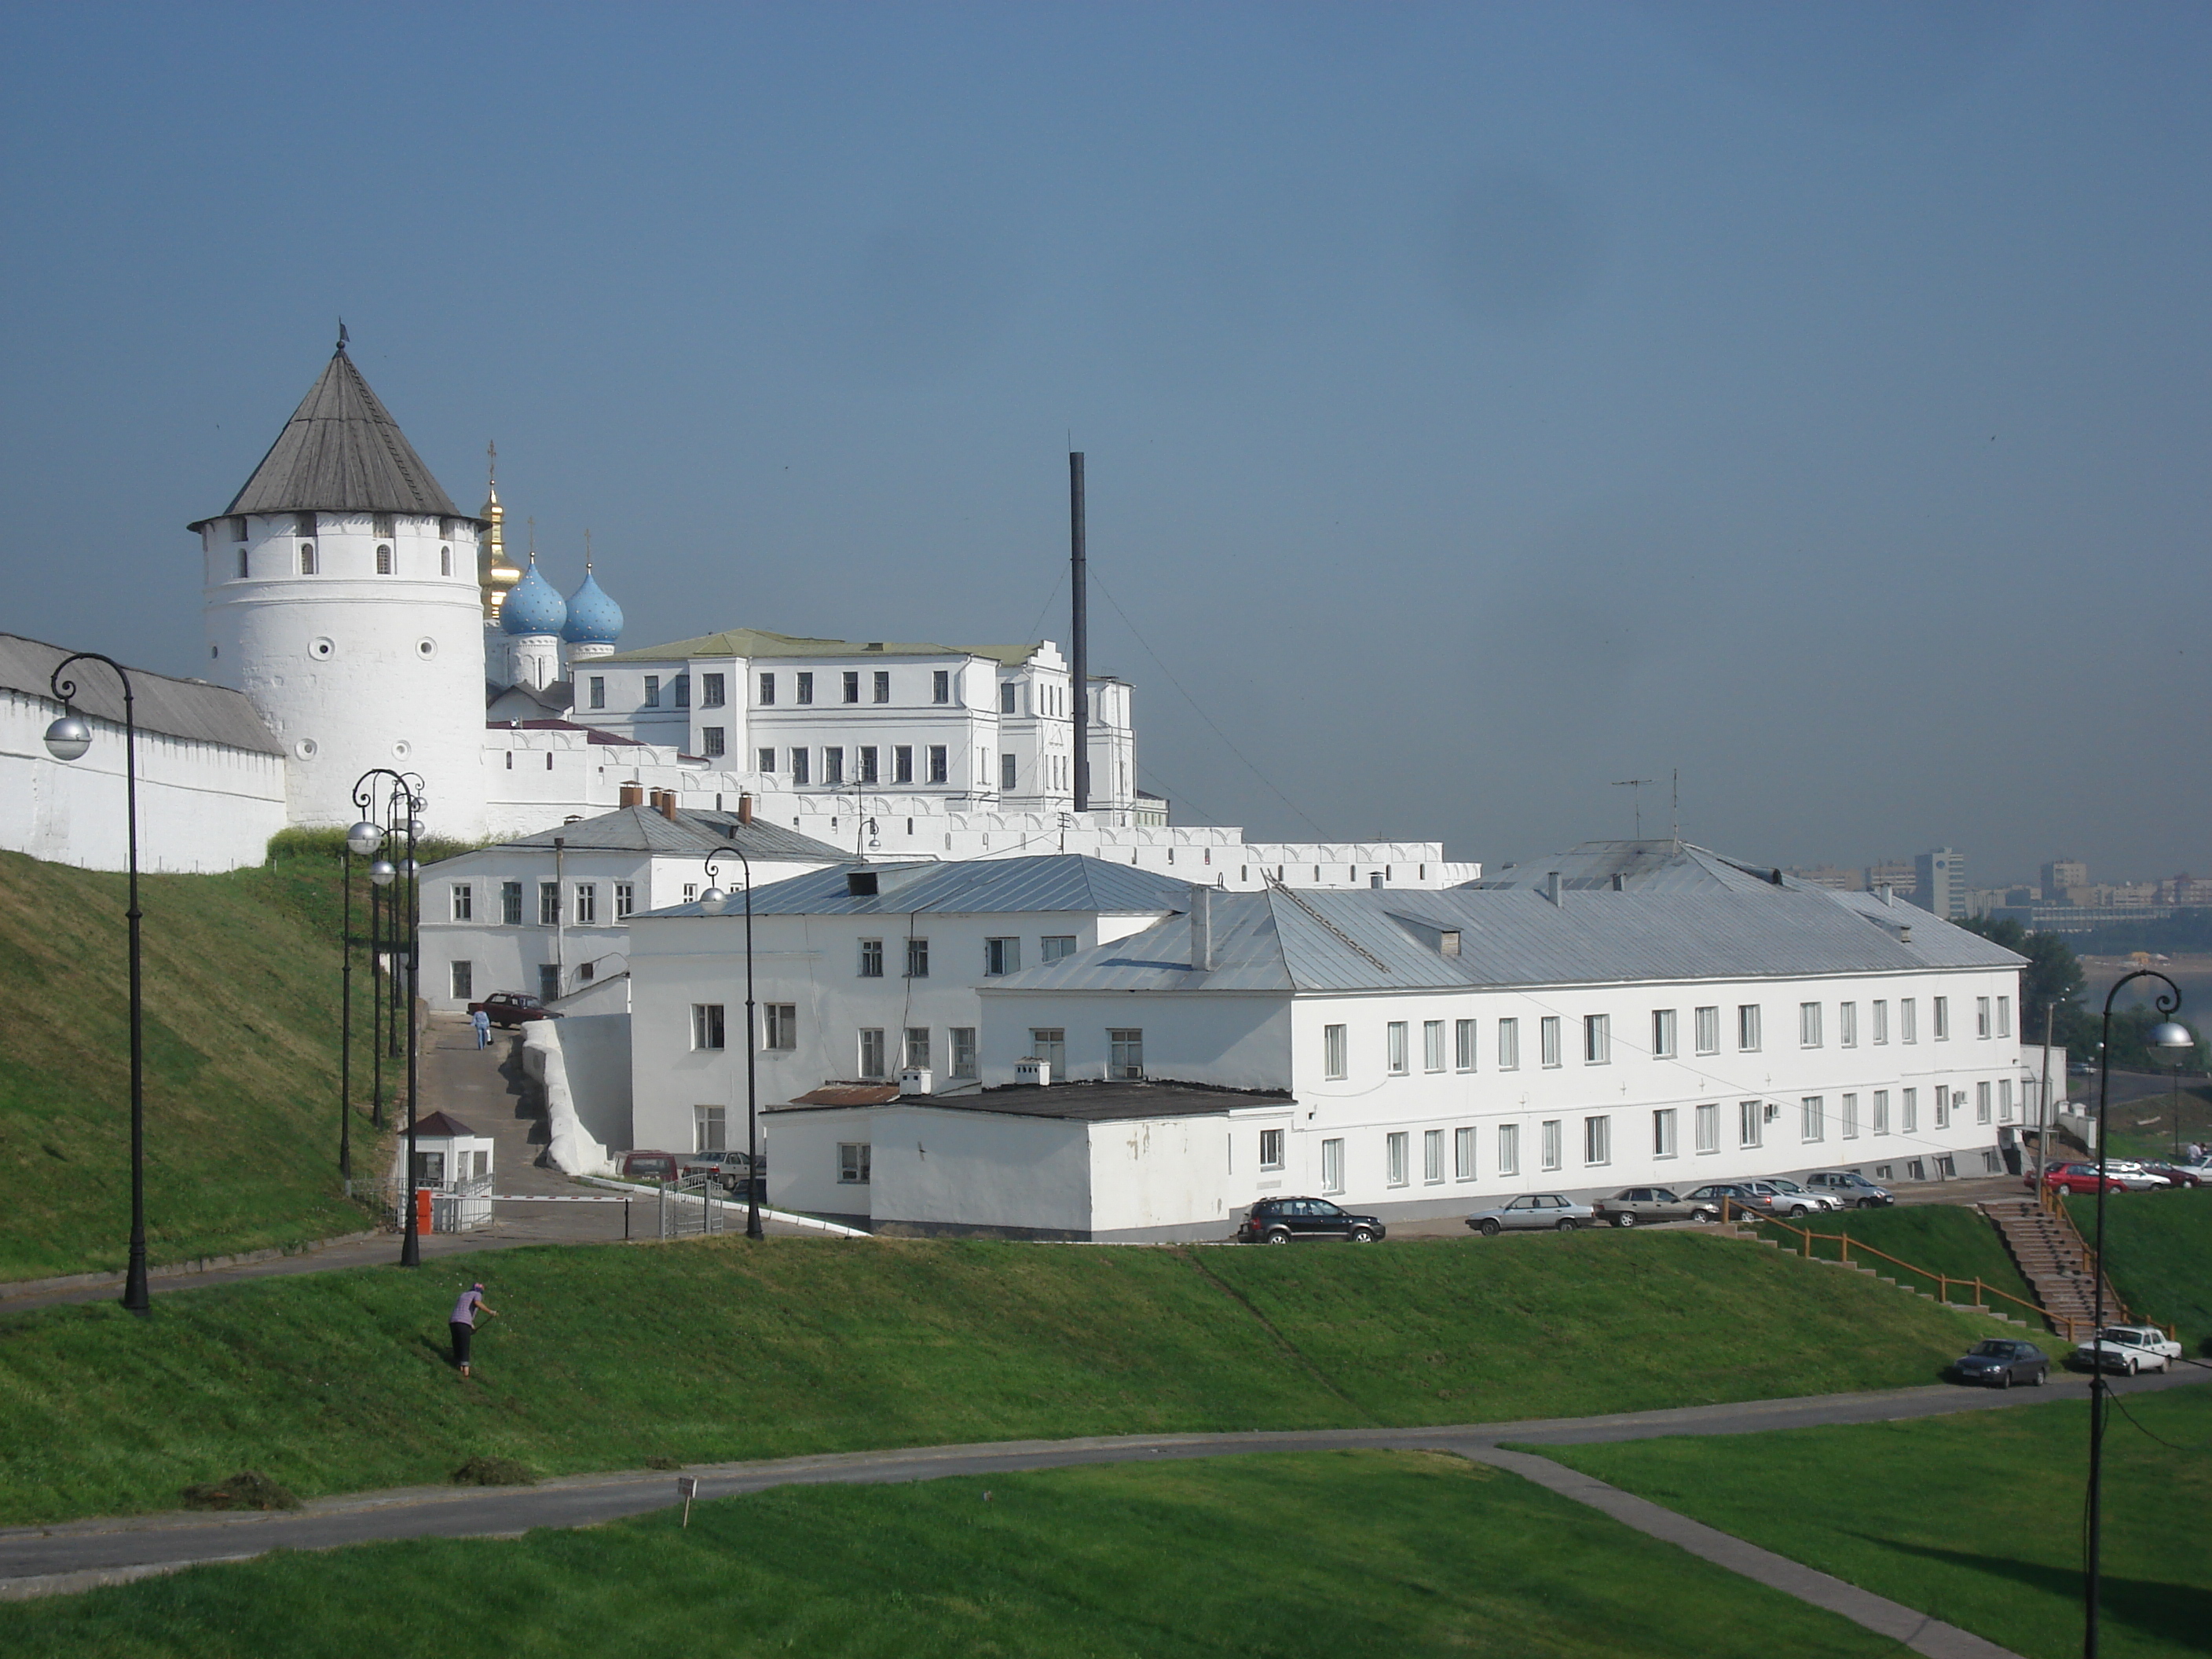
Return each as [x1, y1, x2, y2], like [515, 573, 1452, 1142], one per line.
[3, 1365, 2202, 1601]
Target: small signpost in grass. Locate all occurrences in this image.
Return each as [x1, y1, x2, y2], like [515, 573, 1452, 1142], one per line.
[677, 1475, 698, 1527]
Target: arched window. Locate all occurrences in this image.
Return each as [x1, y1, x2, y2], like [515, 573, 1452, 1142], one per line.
[375, 544, 394, 575]
[299, 544, 317, 575]
[439, 545, 452, 576]
[236, 548, 249, 579]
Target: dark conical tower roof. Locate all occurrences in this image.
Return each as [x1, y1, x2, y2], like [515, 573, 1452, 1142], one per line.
[191, 344, 471, 529]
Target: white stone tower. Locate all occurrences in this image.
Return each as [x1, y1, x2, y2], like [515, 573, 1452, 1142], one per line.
[194, 338, 491, 838]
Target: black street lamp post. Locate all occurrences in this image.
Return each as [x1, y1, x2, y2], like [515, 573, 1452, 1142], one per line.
[349, 771, 426, 1267]
[42, 654, 152, 1317]
[2084, 970, 2191, 1658]
[699, 846, 763, 1240]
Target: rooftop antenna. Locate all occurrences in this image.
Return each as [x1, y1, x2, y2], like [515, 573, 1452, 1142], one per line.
[1671, 768, 1680, 848]
[1612, 778, 1657, 839]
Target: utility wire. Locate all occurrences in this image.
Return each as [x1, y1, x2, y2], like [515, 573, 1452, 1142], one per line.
[1021, 569, 1064, 649]
[1087, 570, 1329, 839]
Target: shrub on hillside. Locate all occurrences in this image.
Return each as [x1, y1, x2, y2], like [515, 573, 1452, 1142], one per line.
[451, 1455, 537, 1487]
[181, 1471, 298, 1511]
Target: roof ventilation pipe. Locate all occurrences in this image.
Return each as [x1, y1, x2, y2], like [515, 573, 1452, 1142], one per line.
[657, 791, 679, 821]
[738, 793, 754, 827]
[1544, 871, 1562, 907]
[618, 783, 644, 808]
[1879, 884, 1893, 906]
[1192, 885, 1214, 972]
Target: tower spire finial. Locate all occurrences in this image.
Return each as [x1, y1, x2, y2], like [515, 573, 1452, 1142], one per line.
[584, 527, 593, 573]
[486, 438, 496, 484]
[335, 319, 349, 353]
[526, 515, 537, 564]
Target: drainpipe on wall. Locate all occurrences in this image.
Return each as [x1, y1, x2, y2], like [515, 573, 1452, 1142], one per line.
[553, 836, 566, 1000]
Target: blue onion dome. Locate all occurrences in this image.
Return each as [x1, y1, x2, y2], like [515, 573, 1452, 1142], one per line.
[501, 558, 568, 635]
[562, 566, 624, 646]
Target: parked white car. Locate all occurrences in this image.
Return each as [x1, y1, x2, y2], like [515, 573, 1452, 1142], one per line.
[2100, 1162, 2174, 1192]
[2073, 1325, 2181, 1374]
[1750, 1179, 1843, 1218]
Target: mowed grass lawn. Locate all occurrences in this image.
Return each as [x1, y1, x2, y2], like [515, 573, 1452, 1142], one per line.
[0, 1229, 2005, 1526]
[1542, 1385, 2212, 1659]
[0, 1451, 1912, 1659]
[2067, 1188, 2212, 1350]
[1751, 1203, 2037, 1313]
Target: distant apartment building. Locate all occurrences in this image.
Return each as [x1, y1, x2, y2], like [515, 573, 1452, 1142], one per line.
[1913, 849, 1965, 921]
[1866, 858, 1917, 898]
[1785, 866, 1862, 892]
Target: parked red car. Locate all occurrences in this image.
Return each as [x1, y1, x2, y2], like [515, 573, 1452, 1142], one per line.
[2141, 1163, 2207, 1188]
[467, 991, 562, 1027]
[2033, 1163, 2127, 1196]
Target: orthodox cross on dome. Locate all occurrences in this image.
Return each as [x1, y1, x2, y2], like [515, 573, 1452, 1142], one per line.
[337, 318, 349, 352]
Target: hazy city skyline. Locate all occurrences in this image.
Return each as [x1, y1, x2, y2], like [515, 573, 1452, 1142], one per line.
[2, 3, 2205, 876]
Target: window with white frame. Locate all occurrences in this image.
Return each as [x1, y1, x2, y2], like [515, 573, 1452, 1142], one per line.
[764, 1005, 798, 1049]
[984, 937, 1021, 976]
[1320, 1137, 1345, 1195]
[1540, 1016, 1562, 1068]
[1902, 1087, 1918, 1132]
[927, 745, 947, 783]
[932, 669, 950, 705]
[1694, 1005, 1719, 1056]
[1694, 1101, 1719, 1153]
[1423, 1128, 1445, 1184]
[1110, 1028, 1144, 1080]
[450, 884, 473, 921]
[859, 939, 884, 978]
[757, 672, 775, 705]
[1800, 1096, 1825, 1141]
[701, 672, 725, 708]
[1840, 1093, 1859, 1138]
[1041, 935, 1076, 962]
[873, 670, 890, 704]
[1800, 1002, 1822, 1048]
[1738, 1005, 1762, 1052]
[1839, 1002, 1857, 1047]
[1976, 997, 1990, 1039]
[1497, 1122, 1520, 1177]
[1324, 1024, 1348, 1081]
[614, 882, 634, 921]
[539, 882, 560, 925]
[837, 1143, 871, 1185]
[1998, 1079, 2013, 1122]
[1901, 998, 1917, 1043]
[1584, 1115, 1611, 1166]
[1260, 1129, 1284, 1170]
[906, 937, 929, 977]
[1998, 995, 2012, 1038]
[758, 747, 776, 773]
[842, 671, 860, 704]
[1933, 996, 1950, 1040]
[694, 1104, 727, 1153]
[1872, 999, 1888, 1043]
[450, 961, 474, 1000]
[1423, 1020, 1445, 1073]
[1652, 1009, 1677, 1060]
[859, 1029, 887, 1079]
[1584, 1013, 1610, 1064]
[1386, 1131, 1410, 1187]
[500, 884, 522, 925]
[1496, 1017, 1520, 1070]
[1029, 1028, 1065, 1072]
[1976, 1080, 1991, 1123]
[904, 1027, 931, 1070]
[950, 1027, 977, 1079]
[1454, 1126, 1476, 1181]
[1653, 1107, 1678, 1159]
[1540, 1119, 1563, 1170]
[682, 884, 698, 903]
[574, 883, 596, 925]
[824, 747, 844, 786]
[1455, 1018, 1476, 1071]
[1934, 1085, 1950, 1129]
[691, 1004, 726, 1050]
[1739, 1099, 1763, 1148]
[1873, 1090, 1890, 1133]
[894, 745, 913, 785]
[1386, 1021, 1410, 1075]
[643, 675, 661, 708]
[791, 749, 810, 786]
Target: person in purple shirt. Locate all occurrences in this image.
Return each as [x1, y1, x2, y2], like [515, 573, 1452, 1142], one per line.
[449, 1282, 498, 1378]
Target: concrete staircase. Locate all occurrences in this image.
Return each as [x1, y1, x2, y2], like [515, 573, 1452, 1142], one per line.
[1981, 1198, 2122, 1342]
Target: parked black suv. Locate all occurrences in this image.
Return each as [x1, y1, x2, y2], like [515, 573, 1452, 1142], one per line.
[1236, 1197, 1386, 1244]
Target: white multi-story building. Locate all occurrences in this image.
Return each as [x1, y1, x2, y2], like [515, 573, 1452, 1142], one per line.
[758, 841, 2032, 1240]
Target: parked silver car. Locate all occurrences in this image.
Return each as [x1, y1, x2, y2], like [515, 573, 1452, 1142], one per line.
[1591, 1187, 1720, 1227]
[1466, 1194, 1598, 1236]
[1804, 1170, 1895, 1208]
[1749, 1179, 1840, 1218]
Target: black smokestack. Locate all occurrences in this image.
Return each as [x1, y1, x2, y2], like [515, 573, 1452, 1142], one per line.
[1070, 451, 1090, 812]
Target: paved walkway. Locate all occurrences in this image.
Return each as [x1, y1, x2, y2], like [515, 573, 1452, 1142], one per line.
[2, 1366, 2201, 1631]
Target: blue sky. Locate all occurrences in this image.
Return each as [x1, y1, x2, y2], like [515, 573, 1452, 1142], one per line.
[2, 2, 2206, 881]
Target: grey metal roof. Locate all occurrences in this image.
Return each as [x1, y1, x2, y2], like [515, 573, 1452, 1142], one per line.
[989, 877, 2025, 998]
[489, 805, 846, 862]
[190, 348, 469, 528]
[0, 632, 282, 756]
[1467, 840, 1807, 895]
[771, 1080, 1291, 1124]
[646, 854, 1193, 920]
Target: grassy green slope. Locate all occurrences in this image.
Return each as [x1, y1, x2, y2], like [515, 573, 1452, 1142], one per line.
[0, 848, 379, 1280]
[0, 1230, 2005, 1526]
[0, 1452, 1907, 1659]
[1544, 1387, 2212, 1659]
[1750, 1205, 2036, 1315]
[2067, 1188, 2212, 1350]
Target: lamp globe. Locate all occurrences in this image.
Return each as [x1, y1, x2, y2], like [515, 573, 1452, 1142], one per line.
[346, 821, 384, 858]
[42, 715, 92, 762]
[368, 859, 397, 888]
[2149, 1021, 2194, 1060]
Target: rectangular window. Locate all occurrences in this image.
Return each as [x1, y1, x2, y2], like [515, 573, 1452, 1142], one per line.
[1902, 1088, 1918, 1132]
[1999, 1079, 2013, 1122]
[1455, 1018, 1476, 1071]
[823, 747, 844, 786]
[500, 881, 523, 925]
[237, 548, 249, 578]
[588, 676, 605, 710]
[1000, 753, 1017, 792]
[1694, 1102, 1719, 1153]
[791, 749, 811, 786]
[1260, 1128, 1285, 1170]
[757, 672, 775, 705]
[1041, 935, 1076, 962]
[539, 882, 560, 926]
[683, 884, 697, 903]
[701, 727, 726, 758]
[859, 939, 884, 978]
[1584, 1013, 1610, 1064]
[1320, 1137, 1345, 1195]
[1873, 1090, 1890, 1133]
[1540, 1119, 1563, 1171]
[1936, 1086, 1951, 1129]
[859, 745, 879, 784]
[1497, 1123, 1520, 1177]
[701, 672, 725, 708]
[858, 1029, 886, 1079]
[764, 1005, 798, 1049]
[837, 1143, 871, 1185]
[1800, 1002, 1822, 1048]
[1497, 1018, 1520, 1071]
[1386, 1021, 1410, 1075]
[894, 745, 914, 785]
[1324, 1024, 1348, 1081]
[984, 937, 1021, 976]
[842, 670, 859, 704]
[1976, 1080, 1992, 1124]
[574, 884, 596, 924]
[1873, 1000, 1889, 1044]
[873, 670, 890, 704]
[450, 884, 474, 921]
[927, 745, 948, 784]
[1933, 997, 1949, 1040]
[1540, 1016, 1562, 1068]
[1841, 1093, 1859, 1139]
[1738, 1005, 1762, 1052]
[1423, 1020, 1445, 1073]
[1584, 1115, 1611, 1166]
[614, 882, 634, 920]
[1653, 1108, 1678, 1159]
[905, 937, 929, 977]
[1110, 1028, 1144, 1080]
[1801, 1096, 1825, 1142]
[1029, 1028, 1066, 1073]
[1976, 997, 1990, 1038]
[1652, 1009, 1677, 1060]
[1739, 1099, 1763, 1148]
[539, 964, 559, 1002]
[1386, 1131, 1409, 1187]
[1998, 995, 2012, 1038]
[950, 1027, 978, 1079]
[1000, 682, 1018, 714]
[1900, 998, 1917, 1043]
[674, 675, 690, 709]
[694, 1104, 727, 1154]
[691, 1004, 726, 1050]
[450, 961, 474, 999]
[1694, 1005, 1719, 1056]
[932, 669, 950, 705]
[1454, 1126, 1476, 1181]
[757, 748, 776, 773]
[1839, 1002, 1857, 1047]
[643, 676, 661, 708]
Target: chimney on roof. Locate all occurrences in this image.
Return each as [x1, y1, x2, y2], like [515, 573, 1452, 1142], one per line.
[657, 791, 679, 821]
[1544, 871, 1562, 906]
[1191, 884, 1214, 972]
[737, 793, 754, 827]
[619, 783, 643, 808]
[1879, 883, 1893, 906]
